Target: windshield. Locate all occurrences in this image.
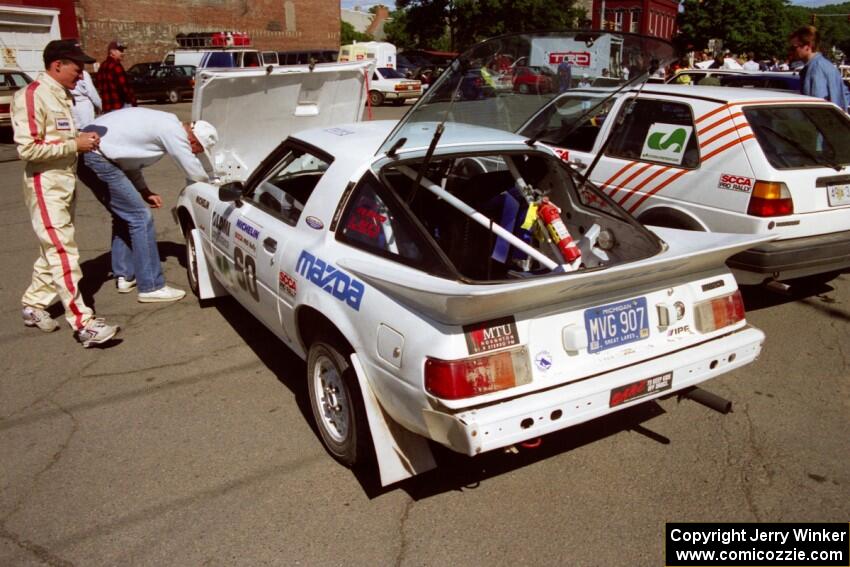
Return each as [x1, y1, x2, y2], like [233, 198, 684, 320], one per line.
[378, 31, 676, 155]
[744, 105, 850, 169]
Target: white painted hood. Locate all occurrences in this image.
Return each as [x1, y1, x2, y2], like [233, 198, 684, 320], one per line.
[191, 61, 373, 181]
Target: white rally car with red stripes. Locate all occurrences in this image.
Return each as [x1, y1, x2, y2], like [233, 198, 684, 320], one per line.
[174, 33, 770, 486]
[520, 84, 850, 286]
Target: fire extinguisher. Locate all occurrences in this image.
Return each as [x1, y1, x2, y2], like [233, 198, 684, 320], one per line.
[538, 200, 581, 263]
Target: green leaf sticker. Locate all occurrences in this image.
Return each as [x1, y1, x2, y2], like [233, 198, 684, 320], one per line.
[640, 123, 693, 165]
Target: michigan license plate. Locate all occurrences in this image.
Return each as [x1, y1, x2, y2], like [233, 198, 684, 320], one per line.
[584, 297, 650, 353]
[827, 183, 850, 207]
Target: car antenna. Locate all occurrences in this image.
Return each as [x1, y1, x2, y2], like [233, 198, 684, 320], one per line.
[407, 57, 467, 203]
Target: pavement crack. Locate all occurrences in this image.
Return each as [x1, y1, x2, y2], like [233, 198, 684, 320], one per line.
[0, 526, 76, 567]
[393, 497, 415, 567]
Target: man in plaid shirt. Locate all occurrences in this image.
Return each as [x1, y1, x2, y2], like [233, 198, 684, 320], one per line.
[95, 40, 137, 113]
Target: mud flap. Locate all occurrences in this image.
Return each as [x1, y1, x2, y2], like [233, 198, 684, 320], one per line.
[191, 229, 228, 299]
[350, 354, 437, 486]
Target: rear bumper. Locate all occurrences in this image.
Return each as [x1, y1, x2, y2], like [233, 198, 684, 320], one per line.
[727, 230, 850, 282]
[385, 91, 421, 100]
[422, 326, 764, 456]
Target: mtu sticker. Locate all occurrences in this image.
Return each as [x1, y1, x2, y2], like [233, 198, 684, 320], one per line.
[463, 316, 519, 355]
[295, 250, 364, 310]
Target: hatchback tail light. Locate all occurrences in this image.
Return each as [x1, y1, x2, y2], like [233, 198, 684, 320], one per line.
[0, 103, 9, 114]
[747, 181, 793, 217]
[425, 348, 530, 400]
[694, 290, 745, 333]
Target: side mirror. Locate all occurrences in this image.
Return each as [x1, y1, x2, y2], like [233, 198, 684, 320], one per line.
[219, 181, 245, 204]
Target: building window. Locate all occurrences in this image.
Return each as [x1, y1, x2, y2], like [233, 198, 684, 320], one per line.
[614, 11, 623, 31]
[630, 9, 641, 32]
[284, 1, 296, 32]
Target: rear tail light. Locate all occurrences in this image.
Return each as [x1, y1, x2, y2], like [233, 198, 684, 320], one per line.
[425, 348, 531, 400]
[694, 290, 745, 333]
[747, 181, 793, 217]
[0, 103, 9, 113]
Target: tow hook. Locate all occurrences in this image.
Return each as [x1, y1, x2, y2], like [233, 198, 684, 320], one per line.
[679, 386, 732, 414]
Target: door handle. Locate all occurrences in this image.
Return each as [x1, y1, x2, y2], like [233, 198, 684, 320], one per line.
[263, 237, 277, 253]
[568, 159, 587, 170]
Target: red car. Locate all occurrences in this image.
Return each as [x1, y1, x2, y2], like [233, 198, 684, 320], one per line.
[512, 65, 555, 94]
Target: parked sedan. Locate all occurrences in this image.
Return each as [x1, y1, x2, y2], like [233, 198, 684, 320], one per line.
[520, 84, 850, 287]
[0, 68, 32, 127]
[512, 65, 556, 93]
[130, 64, 196, 103]
[173, 33, 767, 486]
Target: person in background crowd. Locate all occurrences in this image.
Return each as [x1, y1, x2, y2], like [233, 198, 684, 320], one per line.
[11, 39, 120, 347]
[742, 52, 760, 71]
[557, 56, 572, 92]
[789, 25, 848, 110]
[77, 108, 218, 303]
[70, 67, 101, 128]
[577, 74, 591, 88]
[95, 40, 136, 113]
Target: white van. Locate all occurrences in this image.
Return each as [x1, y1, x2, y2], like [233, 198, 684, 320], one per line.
[338, 41, 396, 69]
[163, 48, 277, 69]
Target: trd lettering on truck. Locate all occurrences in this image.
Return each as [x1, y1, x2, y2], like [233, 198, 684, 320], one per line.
[296, 250, 365, 310]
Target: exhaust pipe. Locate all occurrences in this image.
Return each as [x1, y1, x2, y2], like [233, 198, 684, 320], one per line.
[681, 387, 732, 414]
[764, 279, 791, 295]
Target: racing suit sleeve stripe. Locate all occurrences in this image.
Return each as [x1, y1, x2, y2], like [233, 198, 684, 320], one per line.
[32, 172, 85, 329]
[25, 81, 41, 139]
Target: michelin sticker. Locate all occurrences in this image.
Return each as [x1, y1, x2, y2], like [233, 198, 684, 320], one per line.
[234, 219, 260, 256]
[640, 123, 693, 166]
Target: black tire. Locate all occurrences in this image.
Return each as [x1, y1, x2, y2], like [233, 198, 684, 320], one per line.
[392, 99, 405, 106]
[166, 89, 181, 104]
[184, 221, 201, 297]
[307, 340, 370, 467]
[369, 90, 384, 106]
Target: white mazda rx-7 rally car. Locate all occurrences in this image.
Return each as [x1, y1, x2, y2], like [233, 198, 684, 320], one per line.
[175, 32, 770, 486]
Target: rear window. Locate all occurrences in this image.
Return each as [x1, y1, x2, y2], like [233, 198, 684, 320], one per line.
[606, 98, 700, 168]
[0, 72, 31, 91]
[378, 67, 406, 79]
[744, 106, 850, 169]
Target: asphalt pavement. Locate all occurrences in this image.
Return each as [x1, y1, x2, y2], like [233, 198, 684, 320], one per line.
[0, 100, 848, 566]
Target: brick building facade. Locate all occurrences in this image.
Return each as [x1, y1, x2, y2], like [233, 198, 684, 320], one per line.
[67, 0, 339, 66]
[592, 0, 678, 40]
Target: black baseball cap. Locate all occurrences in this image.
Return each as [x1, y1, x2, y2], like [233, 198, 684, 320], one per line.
[43, 39, 96, 66]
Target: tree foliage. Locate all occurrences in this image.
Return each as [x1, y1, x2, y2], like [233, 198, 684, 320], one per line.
[341, 20, 373, 45]
[389, 0, 585, 51]
[677, 0, 850, 60]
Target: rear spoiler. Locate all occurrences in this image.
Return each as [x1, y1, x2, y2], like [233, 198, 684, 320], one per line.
[338, 228, 775, 326]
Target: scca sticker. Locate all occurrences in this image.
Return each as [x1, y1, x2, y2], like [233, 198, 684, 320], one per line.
[295, 250, 364, 310]
[717, 173, 754, 193]
[640, 123, 693, 165]
[463, 316, 519, 355]
[278, 271, 297, 297]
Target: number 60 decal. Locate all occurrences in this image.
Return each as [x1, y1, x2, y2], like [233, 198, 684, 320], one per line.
[233, 247, 259, 301]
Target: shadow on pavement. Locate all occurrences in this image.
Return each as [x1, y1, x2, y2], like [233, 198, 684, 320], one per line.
[740, 277, 841, 312]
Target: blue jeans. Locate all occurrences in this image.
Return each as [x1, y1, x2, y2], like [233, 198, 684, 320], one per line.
[78, 152, 165, 293]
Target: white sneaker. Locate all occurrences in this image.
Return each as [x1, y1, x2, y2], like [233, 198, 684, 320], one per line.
[74, 318, 120, 348]
[116, 277, 137, 293]
[138, 285, 186, 303]
[22, 306, 60, 332]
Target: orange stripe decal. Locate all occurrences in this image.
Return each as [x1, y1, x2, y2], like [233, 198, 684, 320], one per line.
[698, 111, 744, 136]
[628, 169, 689, 213]
[602, 160, 639, 189]
[607, 162, 654, 200]
[617, 165, 671, 206]
[700, 123, 750, 148]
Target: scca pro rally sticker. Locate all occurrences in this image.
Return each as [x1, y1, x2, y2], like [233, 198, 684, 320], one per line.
[278, 271, 297, 297]
[717, 173, 754, 193]
[463, 316, 519, 355]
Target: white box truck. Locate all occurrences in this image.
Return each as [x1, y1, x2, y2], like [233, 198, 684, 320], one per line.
[529, 34, 623, 80]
